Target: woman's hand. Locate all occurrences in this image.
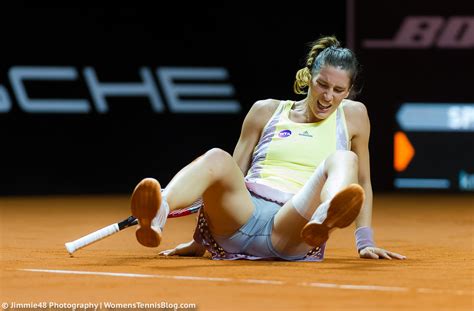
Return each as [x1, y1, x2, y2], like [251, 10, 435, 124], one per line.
[159, 240, 206, 257]
[359, 246, 406, 260]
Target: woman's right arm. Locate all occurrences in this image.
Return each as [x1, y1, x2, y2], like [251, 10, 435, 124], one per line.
[233, 99, 279, 174]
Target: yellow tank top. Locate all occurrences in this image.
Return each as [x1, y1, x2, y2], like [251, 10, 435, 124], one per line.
[245, 100, 349, 204]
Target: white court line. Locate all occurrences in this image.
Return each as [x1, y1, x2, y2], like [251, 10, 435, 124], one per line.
[18, 269, 269, 285]
[300, 282, 408, 292]
[19, 269, 471, 296]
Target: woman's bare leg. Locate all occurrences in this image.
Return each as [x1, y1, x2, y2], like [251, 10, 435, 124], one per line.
[131, 148, 254, 247]
[271, 150, 362, 257]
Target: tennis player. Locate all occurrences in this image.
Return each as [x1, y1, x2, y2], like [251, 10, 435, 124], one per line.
[131, 36, 406, 261]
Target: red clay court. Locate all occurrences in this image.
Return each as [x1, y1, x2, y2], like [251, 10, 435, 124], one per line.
[1, 193, 472, 310]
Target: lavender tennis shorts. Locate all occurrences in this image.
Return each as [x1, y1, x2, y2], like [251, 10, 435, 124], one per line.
[212, 194, 308, 261]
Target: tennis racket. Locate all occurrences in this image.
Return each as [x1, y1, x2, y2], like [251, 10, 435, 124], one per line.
[64, 198, 202, 255]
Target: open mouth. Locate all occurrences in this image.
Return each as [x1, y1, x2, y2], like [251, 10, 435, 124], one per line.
[317, 101, 332, 111]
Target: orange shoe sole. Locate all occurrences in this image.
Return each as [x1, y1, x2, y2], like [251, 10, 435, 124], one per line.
[130, 178, 163, 248]
[301, 184, 365, 247]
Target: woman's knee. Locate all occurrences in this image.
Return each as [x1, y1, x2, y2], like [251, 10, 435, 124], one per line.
[202, 148, 235, 179]
[326, 150, 359, 170]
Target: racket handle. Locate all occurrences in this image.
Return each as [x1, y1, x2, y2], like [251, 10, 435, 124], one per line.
[65, 223, 120, 255]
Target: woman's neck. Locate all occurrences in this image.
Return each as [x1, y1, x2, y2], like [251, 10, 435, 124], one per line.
[291, 99, 320, 123]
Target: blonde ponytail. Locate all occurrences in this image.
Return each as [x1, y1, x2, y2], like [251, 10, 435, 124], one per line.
[293, 36, 341, 94]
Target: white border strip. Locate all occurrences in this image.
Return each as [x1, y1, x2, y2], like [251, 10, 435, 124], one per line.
[19, 269, 471, 296]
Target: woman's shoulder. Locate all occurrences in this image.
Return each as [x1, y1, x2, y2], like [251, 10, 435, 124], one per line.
[342, 99, 369, 119]
[247, 99, 282, 119]
[342, 99, 370, 138]
[243, 99, 283, 130]
[251, 98, 282, 113]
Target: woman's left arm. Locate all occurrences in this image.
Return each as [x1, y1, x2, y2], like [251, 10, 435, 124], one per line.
[348, 101, 406, 260]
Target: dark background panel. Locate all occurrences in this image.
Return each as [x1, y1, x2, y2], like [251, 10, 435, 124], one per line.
[354, 0, 474, 191]
[1, 2, 472, 195]
[0, 4, 347, 195]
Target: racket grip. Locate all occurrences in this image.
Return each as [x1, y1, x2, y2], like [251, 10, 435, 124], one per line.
[65, 223, 120, 254]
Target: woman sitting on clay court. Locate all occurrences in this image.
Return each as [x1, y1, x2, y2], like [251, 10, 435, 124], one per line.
[129, 35, 406, 261]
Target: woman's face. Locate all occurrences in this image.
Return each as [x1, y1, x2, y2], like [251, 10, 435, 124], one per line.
[307, 65, 351, 120]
